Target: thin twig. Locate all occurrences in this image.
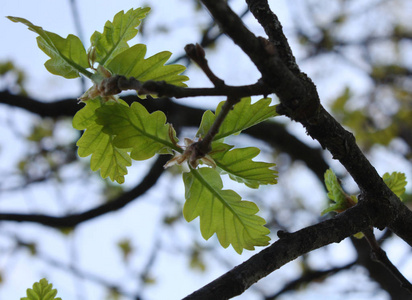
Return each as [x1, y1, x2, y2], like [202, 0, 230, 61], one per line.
[185, 43, 225, 87]
[116, 76, 272, 98]
[68, 0, 87, 92]
[195, 96, 240, 156]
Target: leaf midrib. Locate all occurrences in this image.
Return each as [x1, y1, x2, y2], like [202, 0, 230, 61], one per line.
[190, 168, 254, 239]
[98, 12, 140, 66]
[120, 109, 181, 153]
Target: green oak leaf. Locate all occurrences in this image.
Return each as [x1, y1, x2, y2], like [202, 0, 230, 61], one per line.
[96, 101, 179, 160]
[107, 44, 188, 87]
[90, 7, 150, 66]
[7, 16, 91, 79]
[73, 98, 132, 184]
[322, 169, 357, 215]
[21, 278, 62, 300]
[197, 97, 277, 141]
[383, 172, 407, 199]
[211, 144, 277, 188]
[183, 167, 270, 254]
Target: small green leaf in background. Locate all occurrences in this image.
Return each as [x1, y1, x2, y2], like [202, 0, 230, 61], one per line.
[322, 169, 357, 215]
[96, 101, 179, 160]
[189, 247, 206, 272]
[73, 98, 132, 184]
[183, 167, 270, 254]
[383, 171, 407, 199]
[197, 97, 277, 141]
[117, 238, 134, 262]
[21, 278, 62, 300]
[0, 60, 27, 94]
[90, 7, 150, 66]
[331, 86, 351, 114]
[211, 144, 277, 188]
[7, 16, 91, 79]
[107, 44, 188, 87]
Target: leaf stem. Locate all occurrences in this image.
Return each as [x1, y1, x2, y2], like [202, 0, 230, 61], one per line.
[80, 68, 94, 79]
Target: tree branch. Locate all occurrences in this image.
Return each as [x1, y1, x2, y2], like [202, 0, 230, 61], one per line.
[363, 228, 412, 294]
[0, 91, 80, 117]
[199, 0, 412, 246]
[183, 201, 375, 299]
[115, 76, 273, 98]
[0, 90, 329, 184]
[0, 155, 168, 227]
[264, 261, 356, 299]
[351, 235, 412, 299]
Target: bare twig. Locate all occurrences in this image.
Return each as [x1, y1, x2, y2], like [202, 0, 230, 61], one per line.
[115, 76, 272, 99]
[185, 43, 225, 87]
[194, 96, 240, 157]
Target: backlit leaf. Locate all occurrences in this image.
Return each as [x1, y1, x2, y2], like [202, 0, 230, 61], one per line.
[21, 278, 62, 300]
[96, 101, 179, 160]
[73, 99, 132, 184]
[211, 144, 277, 188]
[90, 7, 150, 66]
[8, 16, 90, 79]
[183, 167, 270, 254]
[197, 97, 277, 140]
[107, 44, 188, 87]
[322, 169, 357, 215]
[383, 172, 407, 199]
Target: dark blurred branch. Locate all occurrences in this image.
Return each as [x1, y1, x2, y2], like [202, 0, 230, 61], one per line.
[0, 156, 167, 227]
[352, 235, 412, 300]
[0, 91, 80, 117]
[11, 234, 143, 299]
[264, 261, 356, 299]
[363, 228, 412, 294]
[0, 90, 328, 182]
[245, 122, 328, 182]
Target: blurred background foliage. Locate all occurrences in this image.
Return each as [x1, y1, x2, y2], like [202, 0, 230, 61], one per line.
[0, 0, 412, 299]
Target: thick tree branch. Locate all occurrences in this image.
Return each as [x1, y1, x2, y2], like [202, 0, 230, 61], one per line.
[0, 156, 168, 227]
[246, 0, 300, 74]
[183, 201, 375, 299]
[199, 0, 412, 246]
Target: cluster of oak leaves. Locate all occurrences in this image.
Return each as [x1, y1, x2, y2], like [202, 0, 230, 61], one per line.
[8, 7, 407, 299]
